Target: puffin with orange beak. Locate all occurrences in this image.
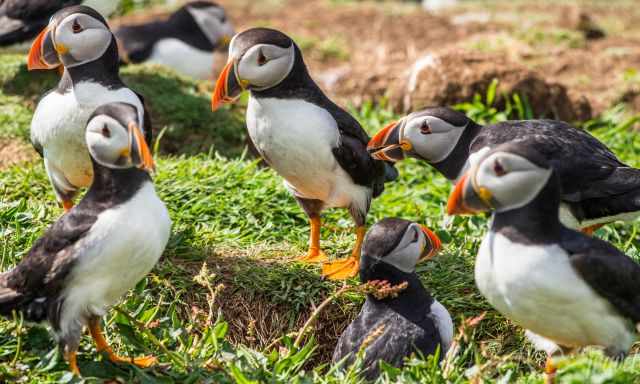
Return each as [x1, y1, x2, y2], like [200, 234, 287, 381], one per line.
[447, 143, 640, 383]
[368, 107, 640, 234]
[332, 218, 451, 379]
[0, 102, 170, 376]
[212, 28, 397, 280]
[28, 5, 153, 212]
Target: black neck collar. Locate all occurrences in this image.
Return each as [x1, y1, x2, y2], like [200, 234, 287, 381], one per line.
[80, 159, 150, 209]
[63, 38, 124, 90]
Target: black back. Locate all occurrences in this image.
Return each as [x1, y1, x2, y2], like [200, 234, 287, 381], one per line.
[0, 0, 81, 45]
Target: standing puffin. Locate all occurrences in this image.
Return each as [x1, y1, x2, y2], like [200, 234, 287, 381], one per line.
[368, 107, 640, 232]
[27, 5, 152, 212]
[0, 0, 119, 47]
[211, 28, 398, 280]
[114, 1, 234, 80]
[0, 102, 170, 376]
[447, 143, 640, 382]
[332, 218, 451, 379]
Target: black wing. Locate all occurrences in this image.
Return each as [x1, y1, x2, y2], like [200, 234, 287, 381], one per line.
[471, 120, 636, 200]
[0, 209, 97, 319]
[562, 229, 640, 323]
[323, 100, 397, 196]
[0, 0, 80, 45]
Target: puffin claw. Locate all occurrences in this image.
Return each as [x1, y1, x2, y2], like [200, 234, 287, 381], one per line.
[321, 256, 359, 280]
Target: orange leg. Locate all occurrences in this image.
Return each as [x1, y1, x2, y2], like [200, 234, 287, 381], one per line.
[581, 223, 603, 236]
[297, 216, 328, 263]
[62, 199, 74, 213]
[89, 317, 156, 369]
[321, 226, 366, 280]
[544, 356, 557, 384]
[66, 350, 80, 376]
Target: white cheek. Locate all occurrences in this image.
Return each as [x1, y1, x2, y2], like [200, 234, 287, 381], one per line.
[382, 242, 421, 273]
[61, 29, 111, 63]
[86, 130, 129, 166]
[408, 129, 463, 163]
[478, 170, 552, 211]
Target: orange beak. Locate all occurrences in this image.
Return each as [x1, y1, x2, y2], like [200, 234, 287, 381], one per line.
[367, 121, 407, 162]
[447, 171, 494, 215]
[420, 225, 442, 261]
[128, 122, 155, 172]
[27, 26, 61, 71]
[211, 60, 245, 111]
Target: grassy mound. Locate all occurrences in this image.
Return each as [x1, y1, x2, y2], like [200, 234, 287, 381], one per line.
[1, 51, 640, 382]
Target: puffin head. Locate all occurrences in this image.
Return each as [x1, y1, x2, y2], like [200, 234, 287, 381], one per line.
[86, 103, 155, 172]
[211, 27, 296, 110]
[367, 107, 473, 163]
[180, 1, 234, 49]
[27, 5, 114, 71]
[359, 218, 441, 283]
[447, 143, 553, 215]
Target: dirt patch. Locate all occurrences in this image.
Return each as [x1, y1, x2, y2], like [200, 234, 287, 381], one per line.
[0, 138, 36, 170]
[388, 49, 592, 121]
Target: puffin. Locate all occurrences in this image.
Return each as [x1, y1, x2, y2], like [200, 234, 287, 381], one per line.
[447, 143, 640, 382]
[0, 0, 118, 47]
[367, 107, 640, 233]
[27, 5, 153, 212]
[114, 1, 234, 80]
[211, 28, 398, 280]
[0, 102, 171, 376]
[332, 218, 451, 379]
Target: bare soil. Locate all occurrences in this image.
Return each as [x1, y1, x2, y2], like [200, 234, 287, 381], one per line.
[0, 137, 36, 170]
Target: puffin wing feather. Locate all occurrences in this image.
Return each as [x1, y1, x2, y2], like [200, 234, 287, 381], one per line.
[563, 230, 640, 323]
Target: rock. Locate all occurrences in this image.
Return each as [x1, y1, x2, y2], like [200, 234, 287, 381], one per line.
[388, 49, 592, 122]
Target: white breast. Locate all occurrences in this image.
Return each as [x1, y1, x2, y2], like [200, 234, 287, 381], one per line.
[58, 182, 171, 339]
[147, 38, 220, 79]
[247, 97, 370, 210]
[475, 231, 635, 352]
[31, 82, 144, 189]
[429, 299, 454, 353]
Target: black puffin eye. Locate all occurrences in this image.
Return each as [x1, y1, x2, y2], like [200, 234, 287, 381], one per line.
[494, 160, 507, 176]
[72, 19, 83, 34]
[101, 124, 111, 138]
[411, 229, 419, 243]
[419, 120, 431, 134]
[257, 49, 267, 66]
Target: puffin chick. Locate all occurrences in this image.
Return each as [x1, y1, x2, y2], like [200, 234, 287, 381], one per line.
[27, 5, 152, 212]
[332, 218, 451, 379]
[447, 142, 640, 383]
[211, 28, 398, 279]
[0, 103, 170, 376]
[114, 1, 234, 79]
[368, 107, 640, 234]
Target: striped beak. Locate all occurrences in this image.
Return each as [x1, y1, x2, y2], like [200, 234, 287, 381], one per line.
[27, 26, 62, 70]
[211, 60, 247, 111]
[419, 225, 442, 262]
[367, 120, 410, 162]
[128, 122, 155, 173]
[447, 171, 494, 215]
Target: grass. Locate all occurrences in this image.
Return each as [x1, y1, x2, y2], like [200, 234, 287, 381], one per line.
[1, 49, 640, 383]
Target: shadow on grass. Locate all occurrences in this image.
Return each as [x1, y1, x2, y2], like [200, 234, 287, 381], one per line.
[0, 54, 247, 157]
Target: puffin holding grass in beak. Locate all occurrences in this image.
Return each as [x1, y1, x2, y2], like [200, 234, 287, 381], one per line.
[27, 5, 153, 213]
[368, 107, 640, 234]
[447, 142, 640, 383]
[332, 218, 451, 379]
[114, 1, 234, 80]
[0, 102, 170, 376]
[211, 28, 398, 280]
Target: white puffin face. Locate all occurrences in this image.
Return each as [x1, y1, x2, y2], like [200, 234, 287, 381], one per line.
[187, 5, 234, 47]
[53, 13, 112, 68]
[233, 41, 295, 90]
[378, 223, 431, 273]
[473, 151, 552, 212]
[402, 114, 467, 163]
[85, 115, 133, 169]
